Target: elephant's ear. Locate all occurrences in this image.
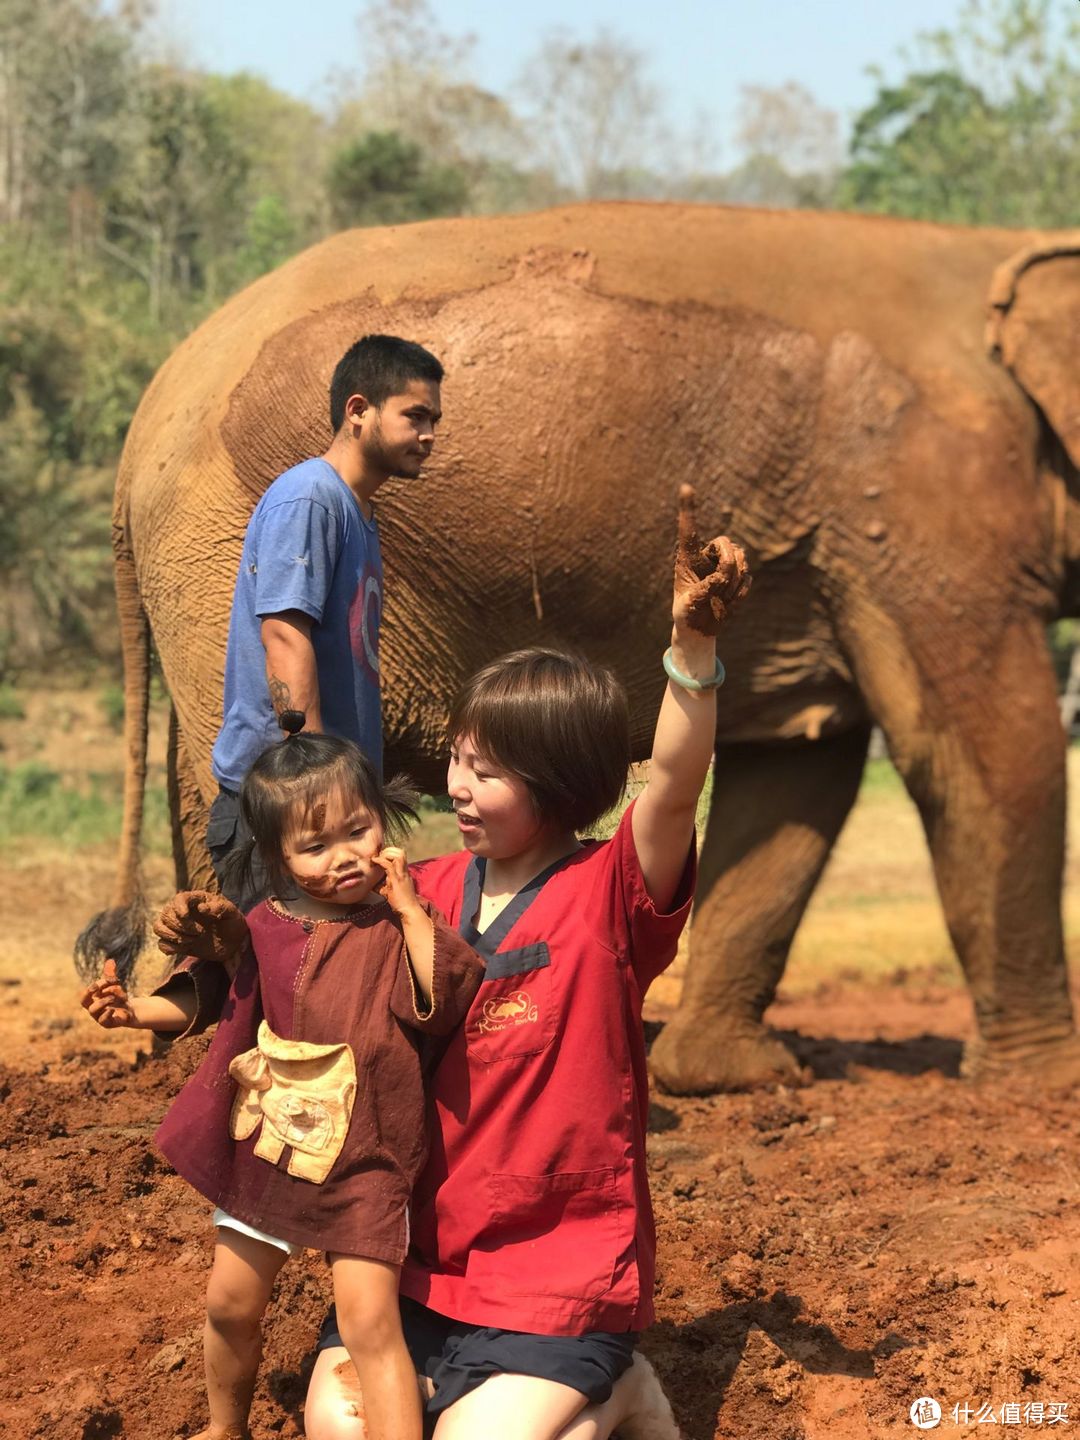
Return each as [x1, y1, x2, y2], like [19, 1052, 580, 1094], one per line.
[987, 237, 1080, 468]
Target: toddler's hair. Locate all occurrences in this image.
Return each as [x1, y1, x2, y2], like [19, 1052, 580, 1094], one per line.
[229, 733, 419, 898]
[448, 648, 630, 834]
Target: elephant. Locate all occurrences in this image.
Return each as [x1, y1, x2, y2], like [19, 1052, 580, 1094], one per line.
[77, 202, 1080, 1093]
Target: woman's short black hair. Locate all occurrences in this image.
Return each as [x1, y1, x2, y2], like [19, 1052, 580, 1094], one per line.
[448, 648, 630, 834]
[229, 733, 418, 898]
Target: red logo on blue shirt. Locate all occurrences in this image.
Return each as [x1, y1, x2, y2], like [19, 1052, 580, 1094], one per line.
[348, 563, 382, 684]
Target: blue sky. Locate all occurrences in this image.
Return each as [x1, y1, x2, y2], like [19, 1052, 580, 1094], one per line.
[162, 0, 968, 152]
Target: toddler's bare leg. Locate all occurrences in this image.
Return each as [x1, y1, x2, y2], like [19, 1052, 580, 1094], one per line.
[195, 1227, 290, 1440]
[330, 1256, 423, 1440]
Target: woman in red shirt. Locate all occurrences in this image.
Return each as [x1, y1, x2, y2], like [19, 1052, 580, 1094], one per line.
[305, 487, 749, 1440]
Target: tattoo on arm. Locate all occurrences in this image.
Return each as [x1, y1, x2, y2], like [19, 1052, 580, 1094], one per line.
[268, 675, 292, 716]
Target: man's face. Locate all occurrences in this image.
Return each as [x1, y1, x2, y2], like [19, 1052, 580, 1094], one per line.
[362, 379, 442, 480]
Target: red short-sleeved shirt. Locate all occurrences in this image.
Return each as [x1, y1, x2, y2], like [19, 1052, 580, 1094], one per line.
[400, 801, 695, 1336]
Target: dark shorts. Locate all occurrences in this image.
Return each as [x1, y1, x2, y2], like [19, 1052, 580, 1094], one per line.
[206, 787, 271, 914]
[318, 1297, 637, 1418]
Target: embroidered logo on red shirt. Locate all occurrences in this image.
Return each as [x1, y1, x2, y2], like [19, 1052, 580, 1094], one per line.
[477, 990, 539, 1033]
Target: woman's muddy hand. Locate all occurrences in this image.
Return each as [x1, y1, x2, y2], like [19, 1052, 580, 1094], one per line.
[673, 483, 751, 635]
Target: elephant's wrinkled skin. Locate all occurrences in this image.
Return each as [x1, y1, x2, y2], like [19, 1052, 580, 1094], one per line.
[81, 204, 1080, 1091]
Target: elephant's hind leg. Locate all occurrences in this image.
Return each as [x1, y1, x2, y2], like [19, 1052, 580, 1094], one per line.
[870, 615, 1079, 1084]
[649, 725, 872, 1094]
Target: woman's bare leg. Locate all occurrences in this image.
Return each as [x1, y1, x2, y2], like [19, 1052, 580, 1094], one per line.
[199, 1228, 290, 1440]
[304, 1347, 370, 1440]
[329, 1256, 423, 1440]
[431, 1373, 589, 1440]
[305, 1346, 431, 1440]
[303, 1342, 681, 1440]
[554, 1353, 681, 1440]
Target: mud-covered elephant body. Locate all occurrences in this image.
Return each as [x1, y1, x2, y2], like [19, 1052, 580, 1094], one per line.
[99, 203, 1080, 1091]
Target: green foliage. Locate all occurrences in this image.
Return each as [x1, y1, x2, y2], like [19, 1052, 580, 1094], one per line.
[237, 194, 298, 280]
[0, 381, 114, 675]
[0, 685, 26, 720]
[0, 761, 170, 852]
[839, 0, 1080, 226]
[1048, 620, 1080, 688]
[859, 757, 905, 797]
[98, 684, 125, 732]
[326, 131, 470, 229]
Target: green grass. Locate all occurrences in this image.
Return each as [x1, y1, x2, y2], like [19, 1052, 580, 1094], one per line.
[98, 683, 126, 732]
[858, 756, 906, 797]
[0, 684, 26, 720]
[0, 762, 171, 854]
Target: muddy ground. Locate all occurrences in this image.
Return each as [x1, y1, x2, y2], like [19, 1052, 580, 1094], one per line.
[1, 695, 1079, 1438]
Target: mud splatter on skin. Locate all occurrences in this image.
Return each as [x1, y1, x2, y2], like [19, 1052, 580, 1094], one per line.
[331, 1359, 366, 1425]
[292, 872, 344, 900]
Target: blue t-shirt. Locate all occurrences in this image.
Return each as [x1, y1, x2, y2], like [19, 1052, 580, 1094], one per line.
[211, 458, 383, 789]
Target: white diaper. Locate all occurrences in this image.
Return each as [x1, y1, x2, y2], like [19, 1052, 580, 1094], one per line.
[213, 1206, 302, 1258]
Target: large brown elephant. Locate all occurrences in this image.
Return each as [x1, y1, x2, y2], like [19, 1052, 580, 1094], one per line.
[80, 203, 1080, 1092]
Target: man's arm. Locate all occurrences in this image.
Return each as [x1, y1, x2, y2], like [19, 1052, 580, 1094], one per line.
[261, 611, 323, 732]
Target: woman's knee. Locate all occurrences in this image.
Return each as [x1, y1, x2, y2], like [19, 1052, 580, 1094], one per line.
[304, 1347, 369, 1440]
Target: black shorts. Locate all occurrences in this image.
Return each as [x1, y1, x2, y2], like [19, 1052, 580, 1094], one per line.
[206, 787, 280, 914]
[318, 1297, 637, 1418]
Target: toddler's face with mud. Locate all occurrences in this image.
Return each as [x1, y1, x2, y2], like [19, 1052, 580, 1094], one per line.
[280, 786, 385, 905]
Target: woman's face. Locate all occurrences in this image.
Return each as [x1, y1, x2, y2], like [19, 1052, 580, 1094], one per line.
[447, 735, 550, 862]
[281, 785, 385, 906]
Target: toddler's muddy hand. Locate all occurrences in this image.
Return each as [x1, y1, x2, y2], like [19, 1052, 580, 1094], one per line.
[80, 958, 136, 1029]
[372, 847, 419, 916]
[673, 483, 751, 635]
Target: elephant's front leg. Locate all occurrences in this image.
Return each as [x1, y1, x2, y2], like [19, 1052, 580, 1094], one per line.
[650, 725, 871, 1094]
[873, 616, 1079, 1082]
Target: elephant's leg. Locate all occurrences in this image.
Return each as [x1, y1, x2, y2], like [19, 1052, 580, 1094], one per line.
[650, 725, 872, 1094]
[869, 617, 1079, 1082]
[167, 705, 214, 892]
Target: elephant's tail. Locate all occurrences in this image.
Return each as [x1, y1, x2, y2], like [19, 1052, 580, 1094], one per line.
[74, 493, 149, 984]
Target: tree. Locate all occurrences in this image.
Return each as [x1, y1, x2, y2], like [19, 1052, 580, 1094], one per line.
[839, 0, 1080, 226]
[517, 29, 661, 199]
[729, 81, 841, 208]
[201, 71, 327, 272]
[325, 130, 468, 229]
[330, 0, 534, 216]
[0, 0, 147, 260]
[99, 64, 252, 317]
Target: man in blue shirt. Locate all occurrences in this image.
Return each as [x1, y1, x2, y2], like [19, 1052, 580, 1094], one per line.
[208, 334, 444, 906]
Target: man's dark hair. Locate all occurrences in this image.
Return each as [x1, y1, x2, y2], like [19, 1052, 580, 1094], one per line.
[329, 334, 444, 431]
[448, 648, 631, 835]
[228, 732, 418, 898]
